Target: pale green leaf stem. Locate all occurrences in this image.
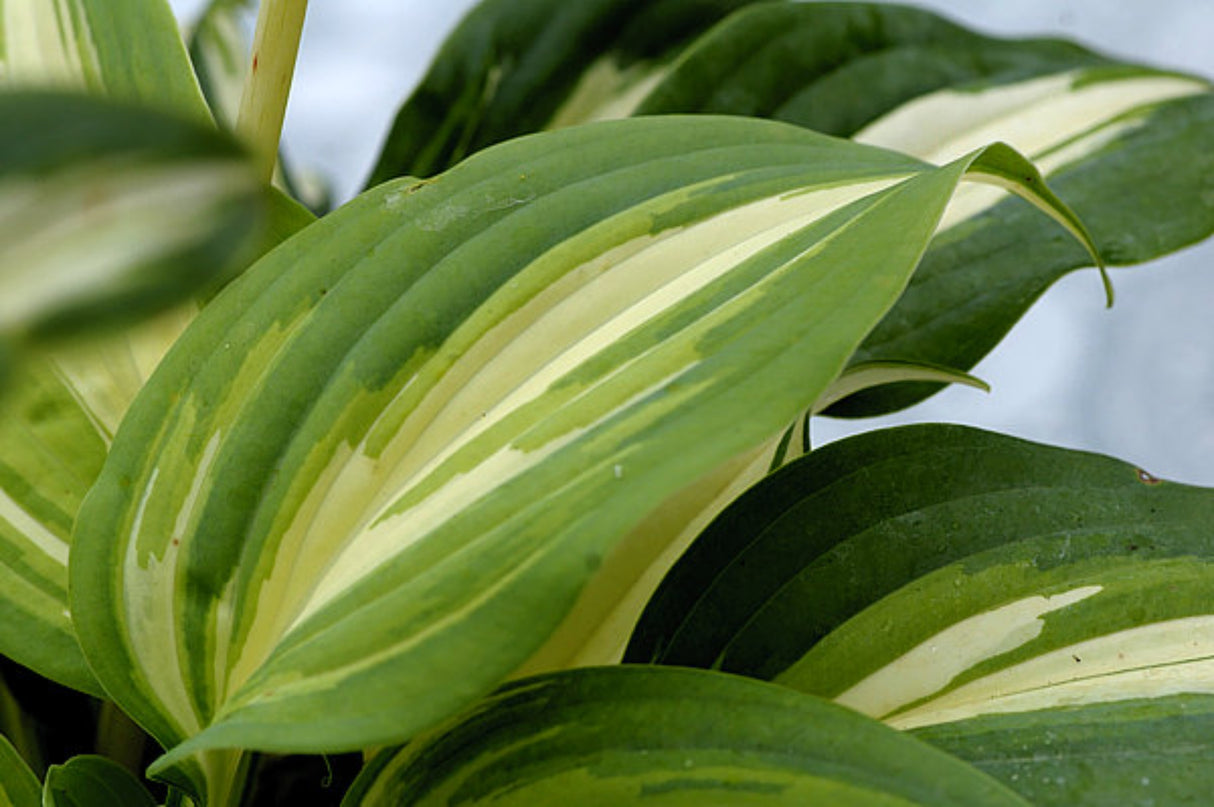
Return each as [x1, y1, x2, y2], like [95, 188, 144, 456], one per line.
[235, 0, 307, 181]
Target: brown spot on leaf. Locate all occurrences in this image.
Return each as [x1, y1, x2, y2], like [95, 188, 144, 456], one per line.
[1136, 468, 1161, 485]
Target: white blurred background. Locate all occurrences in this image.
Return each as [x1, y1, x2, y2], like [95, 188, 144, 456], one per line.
[170, 0, 1214, 484]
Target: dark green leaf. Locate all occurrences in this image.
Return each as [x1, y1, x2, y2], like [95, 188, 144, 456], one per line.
[636, 3, 1109, 130]
[832, 90, 1214, 415]
[367, 0, 771, 183]
[42, 756, 156, 807]
[627, 424, 1214, 717]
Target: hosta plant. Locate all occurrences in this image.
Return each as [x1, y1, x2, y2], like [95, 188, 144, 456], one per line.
[1, 0, 1212, 804]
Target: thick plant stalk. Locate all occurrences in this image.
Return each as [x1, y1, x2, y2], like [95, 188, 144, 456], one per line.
[236, 0, 308, 181]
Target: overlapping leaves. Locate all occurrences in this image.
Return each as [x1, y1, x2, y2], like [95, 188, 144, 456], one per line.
[627, 423, 1214, 803]
[344, 666, 1030, 806]
[68, 113, 1095, 801]
[0, 0, 312, 700]
[374, 1, 1213, 416]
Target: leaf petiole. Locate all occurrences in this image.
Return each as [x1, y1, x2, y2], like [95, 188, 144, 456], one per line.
[236, 0, 309, 182]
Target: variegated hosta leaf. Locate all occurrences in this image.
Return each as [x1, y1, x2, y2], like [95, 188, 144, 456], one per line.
[554, 1, 1214, 415]
[367, 0, 771, 184]
[0, 91, 267, 343]
[0, 90, 311, 697]
[0, 0, 210, 121]
[913, 695, 1214, 806]
[835, 78, 1213, 415]
[42, 756, 157, 807]
[343, 666, 1030, 807]
[0, 733, 39, 807]
[68, 115, 1093, 799]
[0, 357, 110, 696]
[633, 4, 1110, 131]
[626, 424, 1214, 800]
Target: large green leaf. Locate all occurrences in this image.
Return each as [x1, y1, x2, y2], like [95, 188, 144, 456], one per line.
[42, 756, 157, 807]
[0, 0, 209, 121]
[0, 733, 39, 807]
[68, 115, 1093, 800]
[627, 424, 1214, 800]
[343, 666, 1029, 806]
[366, 0, 770, 183]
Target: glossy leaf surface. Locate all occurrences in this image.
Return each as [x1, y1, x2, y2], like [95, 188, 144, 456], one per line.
[68, 115, 1091, 800]
[343, 666, 1029, 806]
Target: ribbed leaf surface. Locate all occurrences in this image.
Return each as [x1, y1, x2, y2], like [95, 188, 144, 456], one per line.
[68, 116, 1092, 800]
[385, 2, 1211, 416]
[343, 666, 1030, 807]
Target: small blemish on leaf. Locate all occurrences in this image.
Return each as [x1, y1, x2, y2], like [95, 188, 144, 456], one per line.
[1136, 468, 1162, 485]
[1072, 654, 1081, 663]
